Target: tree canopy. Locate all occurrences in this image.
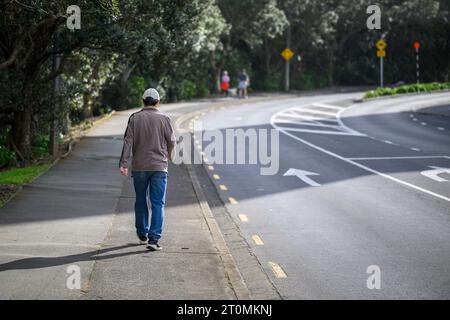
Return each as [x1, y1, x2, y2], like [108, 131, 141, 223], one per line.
[0, 0, 449, 165]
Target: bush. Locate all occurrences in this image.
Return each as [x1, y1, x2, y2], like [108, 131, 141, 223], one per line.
[129, 76, 146, 106]
[0, 145, 16, 168]
[261, 73, 282, 91]
[196, 82, 210, 98]
[292, 71, 327, 91]
[31, 133, 49, 159]
[178, 80, 197, 100]
[364, 82, 450, 99]
[0, 128, 16, 167]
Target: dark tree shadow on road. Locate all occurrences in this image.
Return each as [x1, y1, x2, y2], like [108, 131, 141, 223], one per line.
[0, 243, 149, 272]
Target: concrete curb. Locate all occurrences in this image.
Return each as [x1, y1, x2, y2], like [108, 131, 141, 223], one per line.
[92, 110, 116, 126]
[186, 164, 251, 300]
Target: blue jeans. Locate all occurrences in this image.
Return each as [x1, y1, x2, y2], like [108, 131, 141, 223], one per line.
[132, 171, 167, 241]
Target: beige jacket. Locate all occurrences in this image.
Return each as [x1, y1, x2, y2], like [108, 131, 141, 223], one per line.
[119, 107, 176, 172]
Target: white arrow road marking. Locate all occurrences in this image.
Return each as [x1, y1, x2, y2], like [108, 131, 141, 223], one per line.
[284, 168, 321, 187]
[421, 166, 450, 182]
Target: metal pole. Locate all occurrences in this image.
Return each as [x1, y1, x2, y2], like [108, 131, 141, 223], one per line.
[285, 26, 291, 91]
[416, 48, 420, 84]
[380, 57, 384, 88]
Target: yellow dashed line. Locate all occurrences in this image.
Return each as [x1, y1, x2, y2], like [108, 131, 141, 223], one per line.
[268, 262, 287, 278]
[238, 214, 248, 222]
[213, 174, 221, 180]
[228, 197, 238, 204]
[219, 184, 228, 191]
[207, 165, 215, 171]
[252, 235, 264, 246]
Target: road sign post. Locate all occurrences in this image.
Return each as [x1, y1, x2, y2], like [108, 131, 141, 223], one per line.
[380, 56, 384, 88]
[413, 41, 421, 84]
[281, 47, 294, 91]
[282, 26, 293, 92]
[376, 39, 387, 88]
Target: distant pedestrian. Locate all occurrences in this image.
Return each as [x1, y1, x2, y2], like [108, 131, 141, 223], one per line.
[220, 71, 230, 97]
[238, 69, 250, 99]
[119, 88, 176, 251]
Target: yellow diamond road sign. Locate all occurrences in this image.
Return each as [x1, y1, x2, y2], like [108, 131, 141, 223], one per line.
[281, 48, 294, 61]
[376, 39, 387, 50]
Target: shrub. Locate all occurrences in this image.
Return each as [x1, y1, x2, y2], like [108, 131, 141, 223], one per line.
[364, 82, 450, 99]
[196, 82, 210, 98]
[178, 80, 197, 100]
[0, 145, 16, 168]
[0, 129, 16, 167]
[31, 133, 49, 159]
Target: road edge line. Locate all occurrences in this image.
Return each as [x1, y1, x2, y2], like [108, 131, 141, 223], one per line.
[186, 164, 252, 300]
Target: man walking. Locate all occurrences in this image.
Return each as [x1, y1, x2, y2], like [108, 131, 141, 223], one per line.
[119, 88, 176, 251]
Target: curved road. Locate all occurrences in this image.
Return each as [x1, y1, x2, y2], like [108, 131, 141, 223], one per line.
[187, 91, 450, 299]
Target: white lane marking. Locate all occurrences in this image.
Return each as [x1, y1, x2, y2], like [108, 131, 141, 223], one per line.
[273, 128, 358, 135]
[273, 104, 364, 136]
[347, 156, 449, 161]
[421, 122, 427, 126]
[336, 107, 367, 136]
[275, 119, 343, 129]
[271, 113, 450, 203]
[312, 103, 345, 111]
[413, 118, 418, 122]
[383, 140, 394, 144]
[293, 108, 337, 117]
[438, 127, 445, 131]
[284, 168, 321, 187]
[421, 166, 450, 182]
[410, 147, 421, 152]
[277, 112, 324, 122]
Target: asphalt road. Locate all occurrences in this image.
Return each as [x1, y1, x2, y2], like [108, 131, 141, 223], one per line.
[190, 91, 450, 299]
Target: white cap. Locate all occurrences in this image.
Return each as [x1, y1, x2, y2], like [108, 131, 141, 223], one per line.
[142, 88, 160, 101]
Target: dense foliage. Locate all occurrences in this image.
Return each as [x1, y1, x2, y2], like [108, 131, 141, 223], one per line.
[0, 0, 449, 166]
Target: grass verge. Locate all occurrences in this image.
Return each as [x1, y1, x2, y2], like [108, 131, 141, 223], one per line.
[0, 164, 50, 208]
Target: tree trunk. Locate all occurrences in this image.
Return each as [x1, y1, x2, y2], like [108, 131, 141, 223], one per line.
[11, 105, 32, 163]
[82, 92, 93, 119]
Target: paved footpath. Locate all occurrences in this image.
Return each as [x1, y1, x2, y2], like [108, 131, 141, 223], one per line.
[0, 107, 238, 299]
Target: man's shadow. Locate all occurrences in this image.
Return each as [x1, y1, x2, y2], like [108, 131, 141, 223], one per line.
[0, 244, 149, 272]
